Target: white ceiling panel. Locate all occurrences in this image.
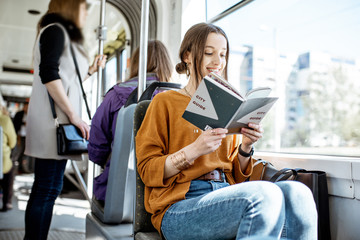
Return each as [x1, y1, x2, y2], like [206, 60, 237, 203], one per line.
[0, 0, 49, 69]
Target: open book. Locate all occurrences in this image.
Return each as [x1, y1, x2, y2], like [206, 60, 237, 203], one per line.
[182, 72, 278, 134]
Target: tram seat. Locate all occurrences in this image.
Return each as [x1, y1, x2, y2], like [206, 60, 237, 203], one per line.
[92, 103, 137, 224]
[86, 83, 181, 239]
[86, 103, 137, 239]
[90, 82, 181, 225]
[133, 100, 161, 240]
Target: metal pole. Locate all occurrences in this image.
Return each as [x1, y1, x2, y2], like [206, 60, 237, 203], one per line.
[96, 0, 107, 106]
[138, 0, 150, 100]
[71, 161, 91, 203]
[87, 0, 107, 201]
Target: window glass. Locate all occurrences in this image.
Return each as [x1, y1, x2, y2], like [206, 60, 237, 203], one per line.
[120, 49, 127, 82]
[213, 0, 360, 157]
[206, 0, 240, 21]
[104, 57, 117, 93]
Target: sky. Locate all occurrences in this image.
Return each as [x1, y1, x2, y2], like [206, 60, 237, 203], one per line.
[207, 0, 360, 60]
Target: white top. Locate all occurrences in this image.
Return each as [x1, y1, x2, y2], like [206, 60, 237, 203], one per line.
[25, 23, 89, 160]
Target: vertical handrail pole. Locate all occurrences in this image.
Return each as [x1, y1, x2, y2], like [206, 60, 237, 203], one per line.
[138, 0, 150, 100]
[87, 0, 107, 201]
[96, 0, 107, 106]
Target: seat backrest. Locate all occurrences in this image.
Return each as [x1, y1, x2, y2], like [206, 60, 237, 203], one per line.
[90, 82, 182, 225]
[91, 103, 137, 224]
[133, 100, 157, 234]
[125, 82, 182, 108]
[132, 84, 182, 236]
[90, 82, 182, 227]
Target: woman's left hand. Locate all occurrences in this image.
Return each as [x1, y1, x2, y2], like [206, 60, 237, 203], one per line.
[88, 54, 107, 75]
[240, 122, 263, 147]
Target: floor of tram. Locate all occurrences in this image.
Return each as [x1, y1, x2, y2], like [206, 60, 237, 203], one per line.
[0, 172, 90, 239]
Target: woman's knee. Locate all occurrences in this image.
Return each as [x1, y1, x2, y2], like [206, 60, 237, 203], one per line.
[276, 181, 315, 206]
[276, 181, 317, 225]
[32, 177, 64, 200]
[233, 181, 285, 219]
[244, 181, 284, 203]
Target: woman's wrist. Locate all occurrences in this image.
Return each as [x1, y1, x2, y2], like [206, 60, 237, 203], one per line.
[170, 151, 192, 171]
[240, 143, 252, 152]
[68, 111, 78, 124]
[239, 143, 254, 157]
[183, 144, 199, 164]
[88, 67, 96, 76]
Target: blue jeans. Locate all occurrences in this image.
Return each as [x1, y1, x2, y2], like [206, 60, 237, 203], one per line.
[24, 158, 67, 240]
[161, 180, 317, 240]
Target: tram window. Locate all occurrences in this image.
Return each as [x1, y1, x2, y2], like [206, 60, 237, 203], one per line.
[206, 0, 239, 21]
[83, 1, 128, 98]
[104, 57, 117, 93]
[119, 49, 127, 82]
[208, 0, 360, 157]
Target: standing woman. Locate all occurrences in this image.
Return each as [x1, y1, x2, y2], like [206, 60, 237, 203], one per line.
[0, 105, 17, 211]
[136, 23, 317, 240]
[24, 0, 106, 239]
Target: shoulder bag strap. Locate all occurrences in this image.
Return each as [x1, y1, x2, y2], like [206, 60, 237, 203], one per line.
[47, 44, 92, 125]
[269, 168, 298, 182]
[70, 45, 91, 120]
[48, 93, 59, 127]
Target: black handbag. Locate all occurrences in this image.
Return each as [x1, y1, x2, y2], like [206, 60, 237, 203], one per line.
[269, 168, 331, 240]
[247, 158, 293, 181]
[56, 124, 88, 155]
[48, 45, 91, 155]
[248, 160, 331, 240]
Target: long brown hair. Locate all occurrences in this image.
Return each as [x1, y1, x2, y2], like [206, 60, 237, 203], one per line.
[37, 0, 85, 35]
[175, 23, 229, 87]
[129, 40, 173, 82]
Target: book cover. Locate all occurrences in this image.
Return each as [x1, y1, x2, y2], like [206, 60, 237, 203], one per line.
[182, 72, 278, 133]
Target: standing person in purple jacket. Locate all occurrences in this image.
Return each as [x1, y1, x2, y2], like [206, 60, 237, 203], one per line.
[88, 40, 174, 204]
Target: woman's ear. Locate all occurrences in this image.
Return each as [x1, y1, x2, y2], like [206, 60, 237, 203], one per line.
[183, 51, 192, 65]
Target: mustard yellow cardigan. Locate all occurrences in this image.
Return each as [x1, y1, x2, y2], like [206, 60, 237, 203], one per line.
[136, 90, 254, 233]
[0, 110, 16, 174]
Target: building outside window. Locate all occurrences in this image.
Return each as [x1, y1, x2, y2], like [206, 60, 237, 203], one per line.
[205, 0, 360, 157]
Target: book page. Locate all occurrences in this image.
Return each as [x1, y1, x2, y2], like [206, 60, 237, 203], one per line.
[207, 73, 245, 101]
[245, 87, 272, 99]
[225, 97, 278, 133]
[235, 98, 278, 124]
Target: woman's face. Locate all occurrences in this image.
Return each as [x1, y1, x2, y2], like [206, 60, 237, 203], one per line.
[78, 2, 88, 28]
[201, 32, 227, 77]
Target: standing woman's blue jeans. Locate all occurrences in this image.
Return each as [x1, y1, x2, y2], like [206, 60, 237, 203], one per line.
[161, 180, 317, 240]
[24, 158, 67, 240]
